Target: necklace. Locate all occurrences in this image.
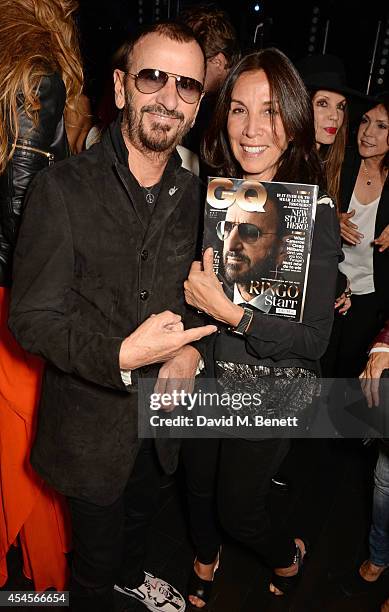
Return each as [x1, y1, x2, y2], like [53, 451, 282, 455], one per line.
[142, 184, 157, 205]
[362, 160, 372, 186]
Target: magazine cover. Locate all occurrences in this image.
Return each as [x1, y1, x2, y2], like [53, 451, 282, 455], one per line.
[203, 177, 318, 322]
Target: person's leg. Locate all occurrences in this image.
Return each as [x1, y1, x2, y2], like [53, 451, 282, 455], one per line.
[67, 440, 181, 612]
[67, 493, 124, 612]
[118, 439, 165, 587]
[181, 438, 221, 564]
[217, 437, 307, 596]
[217, 438, 296, 567]
[116, 440, 186, 611]
[181, 438, 221, 608]
[335, 293, 385, 378]
[369, 448, 389, 566]
[356, 447, 389, 591]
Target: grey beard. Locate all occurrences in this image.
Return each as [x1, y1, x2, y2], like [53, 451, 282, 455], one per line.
[223, 251, 279, 285]
[123, 91, 192, 153]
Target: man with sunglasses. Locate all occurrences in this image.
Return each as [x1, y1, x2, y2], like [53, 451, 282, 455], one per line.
[9, 21, 215, 612]
[220, 197, 289, 313]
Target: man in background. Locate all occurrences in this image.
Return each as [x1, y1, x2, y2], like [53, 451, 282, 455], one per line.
[177, 3, 241, 160]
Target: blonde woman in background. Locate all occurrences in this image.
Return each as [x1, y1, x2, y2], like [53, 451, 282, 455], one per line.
[0, 0, 83, 591]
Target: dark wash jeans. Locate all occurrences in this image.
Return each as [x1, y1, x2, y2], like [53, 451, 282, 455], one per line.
[182, 437, 296, 568]
[369, 445, 389, 566]
[67, 440, 164, 612]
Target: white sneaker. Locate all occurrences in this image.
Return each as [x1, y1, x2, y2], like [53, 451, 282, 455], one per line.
[114, 572, 186, 611]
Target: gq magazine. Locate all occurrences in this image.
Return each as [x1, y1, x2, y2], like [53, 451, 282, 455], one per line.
[203, 177, 318, 322]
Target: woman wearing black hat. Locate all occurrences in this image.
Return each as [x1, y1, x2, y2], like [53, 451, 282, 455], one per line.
[296, 54, 371, 322]
[297, 54, 368, 211]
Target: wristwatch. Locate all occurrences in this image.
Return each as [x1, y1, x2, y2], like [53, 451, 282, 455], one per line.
[228, 306, 254, 336]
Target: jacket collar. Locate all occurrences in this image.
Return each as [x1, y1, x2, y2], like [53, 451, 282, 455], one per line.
[104, 113, 183, 176]
[101, 114, 193, 232]
[109, 112, 129, 165]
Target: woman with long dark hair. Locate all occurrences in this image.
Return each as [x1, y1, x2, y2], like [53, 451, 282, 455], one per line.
[335, 94, 389, 375]
[319, 93, 389, 378]
[182, 47, 342, 606]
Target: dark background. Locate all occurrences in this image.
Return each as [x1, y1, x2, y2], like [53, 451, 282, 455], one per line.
[76, 0, 389, 114]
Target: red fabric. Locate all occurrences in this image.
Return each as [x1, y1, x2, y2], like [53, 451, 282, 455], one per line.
[374, 319, 389, 346]
[0, 287, 71, 590]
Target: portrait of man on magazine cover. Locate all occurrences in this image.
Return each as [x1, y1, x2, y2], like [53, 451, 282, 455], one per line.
[216, 188, 291, 313]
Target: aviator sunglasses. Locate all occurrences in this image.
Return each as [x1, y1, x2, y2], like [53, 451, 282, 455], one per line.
[216, 220, 277, 244]
[127, 68, 204, 104]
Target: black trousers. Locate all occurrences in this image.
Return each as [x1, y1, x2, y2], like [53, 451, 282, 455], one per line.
[67, 440, 164, 612]
[321, 292, 386, 378]
[182, 436, 296, 569]
[181, 438, 221, 564]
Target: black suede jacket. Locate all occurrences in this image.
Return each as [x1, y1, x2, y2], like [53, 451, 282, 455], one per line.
[9, 119, 205, 505]
[0, 73, 69, 287]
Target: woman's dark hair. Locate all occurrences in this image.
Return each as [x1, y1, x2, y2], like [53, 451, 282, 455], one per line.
[310, 90, 349, 209]
[202, 47, 322, 186]
[365, 92, 389, 179]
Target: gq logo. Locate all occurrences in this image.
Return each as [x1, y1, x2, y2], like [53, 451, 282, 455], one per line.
[207, 177, 268, 213]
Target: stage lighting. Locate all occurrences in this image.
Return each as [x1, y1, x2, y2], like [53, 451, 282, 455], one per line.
[138, 0, 143, 24]
[307, 6, 320, 54]
[374, 18, 389, 90]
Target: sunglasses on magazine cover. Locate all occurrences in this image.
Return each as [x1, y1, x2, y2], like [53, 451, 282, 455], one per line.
[216, 220, 277, 244]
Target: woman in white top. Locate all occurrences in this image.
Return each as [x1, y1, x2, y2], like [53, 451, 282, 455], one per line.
[333, 93, 389, 376]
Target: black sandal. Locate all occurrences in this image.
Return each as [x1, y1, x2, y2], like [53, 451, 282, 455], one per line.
[270, 540, 307, 596]
[187, 554, 220, 608]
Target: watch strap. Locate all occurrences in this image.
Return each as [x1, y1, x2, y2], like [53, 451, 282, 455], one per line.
[228, 305, 254, 336]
